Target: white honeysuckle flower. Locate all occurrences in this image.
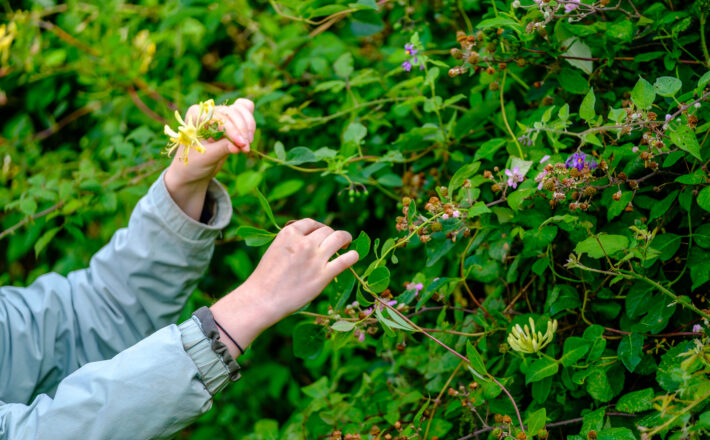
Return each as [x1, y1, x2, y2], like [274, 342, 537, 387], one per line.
[507, 317, 558, 354]
[164, 99, 219, 164]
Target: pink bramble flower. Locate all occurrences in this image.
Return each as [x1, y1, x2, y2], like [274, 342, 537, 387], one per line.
[363, 307, 373, 316]
[406, 282, 424, 296]
[540, 155, 550, 164]
[535, 170, 548, 190]
[564, 0, 580, 13]
[358, 332, 366, 342]
[693, 324, 703, 333]
[442, 213, 449, 220]
[387, 300, 398, 307]
[505, 166, 524, 188]
[452, 210, 461, 218]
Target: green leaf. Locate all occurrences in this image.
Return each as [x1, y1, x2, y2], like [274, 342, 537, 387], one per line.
[448, 161, 480, 194]
[331, 320, 356, 332]
[654, 76, 682, 97]
[286, 147, 318, 165]
[597, 428, 636, 440]
[525, 358, 559, 384]
[580, 408, 605, 437]
[616, 388, 654, 413]
[580, 88, 596, 123]
[236, 171, 262, 196]
[575, 234, 629, 259]
[236, 226, 276, 247]
[617, 332, 644, 372]
[334, 52, 354, 78]
[669, 125, 701, 161]
[507, 188, 535, 211]
[352, 231, 371, 260]
[630, 77, 655, 109]
[19, 196, 37, 216]
[561, 336, 591, 367]
[649, 190, 678, 221]
[254, 187, 280, 230]
[526, 408, 546, 436]
[698, 71, 710, 89]
[697, 186, 710, 213]
[585, 368, 614, 402]
[367, 266, 390, 293]
[562, 38, 593, 74]
[292, 323, 324, 360]
[559, 68, 589, 94]
[34, 226, 61, 257]
[468, 201, 492, 217]
[466, 341, 488, 377]
[268, 179, 303, 201]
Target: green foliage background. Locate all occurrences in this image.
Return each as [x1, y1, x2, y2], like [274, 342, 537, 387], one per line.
[2, 0, 710, 439]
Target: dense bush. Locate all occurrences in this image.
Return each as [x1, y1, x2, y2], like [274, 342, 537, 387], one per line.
[2, 0, 710, 439]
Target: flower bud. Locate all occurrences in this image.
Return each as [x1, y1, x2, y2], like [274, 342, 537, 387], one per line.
[450, 48, 463, 59]
[613, 191, 622, 201]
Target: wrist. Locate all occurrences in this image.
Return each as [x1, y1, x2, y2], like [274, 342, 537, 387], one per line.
[164, 166, 210, 221]
[210, 284, 281, 358]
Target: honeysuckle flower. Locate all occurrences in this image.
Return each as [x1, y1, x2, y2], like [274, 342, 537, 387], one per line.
[505, 166, 524, 188]
[565, 152, 597, 172]
[564, 0, 580, 13]
[507, 317, 558, 354]
[540, 155, 550, 164]
[164, 99, 219, 164]
[0, 22, 17, 64]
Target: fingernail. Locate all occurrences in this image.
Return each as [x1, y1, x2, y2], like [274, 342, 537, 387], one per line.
[235, 135, 246, 145]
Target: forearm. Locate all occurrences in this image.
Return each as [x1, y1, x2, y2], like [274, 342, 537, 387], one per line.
[0, 324, 227, 440]
[164, 165, 211, 221]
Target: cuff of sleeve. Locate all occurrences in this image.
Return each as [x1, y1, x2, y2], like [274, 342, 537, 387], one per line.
[179, 316, 239, 395]
[150, 169, 233, 242]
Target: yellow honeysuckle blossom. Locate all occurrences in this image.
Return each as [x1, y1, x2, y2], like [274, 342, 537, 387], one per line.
[507, 317, 558, 354]
[164, 99, 219, 164]
[0, 22, 17, 65]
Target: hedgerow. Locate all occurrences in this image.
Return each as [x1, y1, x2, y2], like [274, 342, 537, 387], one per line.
[1, 1, 710, 439]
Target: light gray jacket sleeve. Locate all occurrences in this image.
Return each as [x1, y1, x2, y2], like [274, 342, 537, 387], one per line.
[0, 319, 232, 439]
[0, 170, 232, 404]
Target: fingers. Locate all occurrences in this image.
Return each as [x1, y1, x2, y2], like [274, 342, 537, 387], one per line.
[221, 110, 250, 152]
[234, 104, 256, 142]
[320, 230, 353, 256]
[286, 218, 326, 235]
[233, 98, 254, 113]
[307, 225, 335, 246]
[325, 250, 359, 280]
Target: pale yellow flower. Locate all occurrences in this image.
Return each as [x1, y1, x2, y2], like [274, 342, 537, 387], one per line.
[0, 22, 17, 65]
[507, 317, 558, 354]
[164, 99, 218, 164]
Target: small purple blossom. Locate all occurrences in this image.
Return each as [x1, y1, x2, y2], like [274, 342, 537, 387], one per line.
[665, 114, 672, 122]
[452, 210, 461, 218]
[363, 307, 373, 316]
[565, 152, 597, 172]
[564, 0, 580, 13]
[442, 213, 449, 220]
[405, 43, 418, 57]
[357, 332, 366, 342]
[402, 60, 412, 72]
[387, 300, 397, 307]
[505, 166, 524, 188]
[540, 155, 550, 164]
[693, 324, 703, 333]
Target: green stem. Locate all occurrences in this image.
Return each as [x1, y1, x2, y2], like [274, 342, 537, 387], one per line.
[500, 71, 524, 158]
[700, 13, 709, 68]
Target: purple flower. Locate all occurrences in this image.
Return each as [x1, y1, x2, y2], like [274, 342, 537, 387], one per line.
[565, 152, 597, 172]
[405, 43, 418, 56]
[357, 332, 366, 342]
[693, 324, 703, 333]
[387, 300, 398, 307]
[363, 307, 373, 316]
[540, 155, 550, 164]
[505, 166, 524, 188]
[442, 213, 449, 220]
[564, 0, 580, 13]
[402, 60, 412, 72]
[452, 210, 461, 218]
[665, 114, 672, 122]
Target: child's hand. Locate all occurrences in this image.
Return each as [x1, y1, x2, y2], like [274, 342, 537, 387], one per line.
[210, 219, 360, 358]
[164, 98, 255, 220]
